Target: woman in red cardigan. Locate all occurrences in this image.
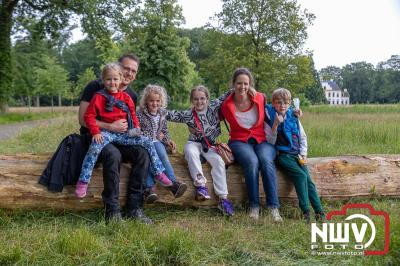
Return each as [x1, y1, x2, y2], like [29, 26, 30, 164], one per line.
[221, 68, 282, 222]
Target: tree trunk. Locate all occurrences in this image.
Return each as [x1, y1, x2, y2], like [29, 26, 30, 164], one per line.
[0, 1, 18, 113]
[28, 95, 31, 112]
[0, 153, 399, 210]
[35, 96, 40, 107]
[58, 93, 62, 106]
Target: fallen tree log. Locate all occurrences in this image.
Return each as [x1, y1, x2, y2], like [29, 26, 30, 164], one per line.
[0, 153, 399, 210]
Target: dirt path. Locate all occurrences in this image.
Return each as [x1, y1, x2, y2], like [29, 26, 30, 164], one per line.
[0, 118, 63, 141]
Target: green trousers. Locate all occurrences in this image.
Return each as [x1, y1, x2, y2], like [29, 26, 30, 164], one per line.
[277, 154, 323, 214]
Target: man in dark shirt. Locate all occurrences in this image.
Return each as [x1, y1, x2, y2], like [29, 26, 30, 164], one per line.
[79, 54, 152, 223]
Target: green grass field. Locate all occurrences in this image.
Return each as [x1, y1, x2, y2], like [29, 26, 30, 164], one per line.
[0, 105, 399, 265]
[0, 111, 68, 125]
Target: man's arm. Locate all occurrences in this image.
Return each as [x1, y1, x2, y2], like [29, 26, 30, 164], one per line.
[79, 100, 128, 133]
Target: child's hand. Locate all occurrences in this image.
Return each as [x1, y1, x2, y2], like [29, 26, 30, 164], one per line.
[128, 128, 142, 137]
[188, 126, 201, 135]
[158, 132, 165, 140]
[275, 113, 284, 124]
[294, 108, 303, 118]
[298, 154, 307, 165]
[248, 87, 257, 97]
[93, 134, 103, 144]
[168, 140, 177, 153]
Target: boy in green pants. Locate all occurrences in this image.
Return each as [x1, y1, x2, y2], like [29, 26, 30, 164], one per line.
[264, 88, 325, 222]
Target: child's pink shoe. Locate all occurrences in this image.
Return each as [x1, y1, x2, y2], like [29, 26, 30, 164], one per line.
[75, 181, 88, 198]
[154, 172, 173, 187]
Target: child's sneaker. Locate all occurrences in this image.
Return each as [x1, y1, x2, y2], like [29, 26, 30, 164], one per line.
[303, 211, 311, 223]
[75, 181, 88, 198]
[154, 172, 173, 187]
[169, 181, 188, 198]
[315, 211, 326, 222]
[249, 207, 260, 220]
[218, 198, 234, 216]
[144, 187, 158, 204]
[270, 208, 283, 223]
[195, 186, 211, 201]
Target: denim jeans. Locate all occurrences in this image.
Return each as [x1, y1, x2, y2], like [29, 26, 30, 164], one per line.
[146, 141, 177, 188]
[229, 140, 280, 208]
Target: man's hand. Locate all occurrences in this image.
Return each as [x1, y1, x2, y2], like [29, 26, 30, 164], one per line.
[93, 134, 103, 144]
[109, 119, 128, 133]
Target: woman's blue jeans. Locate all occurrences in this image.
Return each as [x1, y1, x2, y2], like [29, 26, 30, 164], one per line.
[146, 141, 177, 188]
[229, 140, 280, 208]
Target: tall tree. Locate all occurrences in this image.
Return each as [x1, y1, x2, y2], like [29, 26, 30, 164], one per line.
[0, 0, 138, 112]
[319, 65, 343, 87]
[377, 55, 400, 71]
[341, 62, 375, 104]
[34, 55, 70, 108]
[215, 0, 314, 89]
[124, 0, 199, 103]
[304, 56, 326, 104]
[61, 39, 101, 83]
[0, 0, 74, 112]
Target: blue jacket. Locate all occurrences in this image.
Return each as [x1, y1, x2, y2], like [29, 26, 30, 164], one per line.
[265, 104, 306, 155]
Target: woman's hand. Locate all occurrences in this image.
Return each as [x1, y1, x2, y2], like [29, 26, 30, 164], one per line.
[93, 134, 103, 144]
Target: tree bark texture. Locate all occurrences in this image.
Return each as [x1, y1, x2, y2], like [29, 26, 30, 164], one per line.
[0, 0, 17, 113]
[0, 153, 399, 210]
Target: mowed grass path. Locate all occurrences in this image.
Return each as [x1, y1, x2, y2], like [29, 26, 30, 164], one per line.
[0, 105, 399, 265]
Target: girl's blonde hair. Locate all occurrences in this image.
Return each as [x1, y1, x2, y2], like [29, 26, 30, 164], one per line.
[190, 85, 210, 102]
[272, 88, 292, 103]
[139, 84, 168, 109]
[101, 63, 123, 81]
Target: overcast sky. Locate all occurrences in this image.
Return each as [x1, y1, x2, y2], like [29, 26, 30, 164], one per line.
[177, 0, 400, 70]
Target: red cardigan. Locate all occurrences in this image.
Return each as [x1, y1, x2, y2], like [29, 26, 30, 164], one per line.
[221, 92, 266, 143]
[84, 90, 139, 135]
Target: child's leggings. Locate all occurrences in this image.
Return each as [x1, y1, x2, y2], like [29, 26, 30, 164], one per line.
[79, 130, 165, 183]
[184, 141, 228, 198]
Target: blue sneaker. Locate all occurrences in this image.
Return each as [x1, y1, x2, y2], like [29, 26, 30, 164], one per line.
[195, 186, 211, 201]
[218, 199, 234, 216]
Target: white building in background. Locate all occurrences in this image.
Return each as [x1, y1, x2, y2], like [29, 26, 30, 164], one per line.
[321, 80, 350, 105]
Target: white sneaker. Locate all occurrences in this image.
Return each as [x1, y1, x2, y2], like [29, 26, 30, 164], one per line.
[271, 208, 283, 223]
[249, 207, 260, 220]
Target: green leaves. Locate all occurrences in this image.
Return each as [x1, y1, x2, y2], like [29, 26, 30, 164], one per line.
[34, 55, 70, 99]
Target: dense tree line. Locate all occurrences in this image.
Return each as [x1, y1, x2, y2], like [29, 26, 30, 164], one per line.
[320, 56, 400, 104]
[3, 0, 398, 111]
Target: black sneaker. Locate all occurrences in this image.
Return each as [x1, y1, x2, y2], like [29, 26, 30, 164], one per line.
[125, 208, 154, 224]
[169, 181, 188, 198]
[144, 187, 158, 204]
[303, 211, 311, 223]
[104, 210, 123, 223]
[315, 211, 326, 222]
